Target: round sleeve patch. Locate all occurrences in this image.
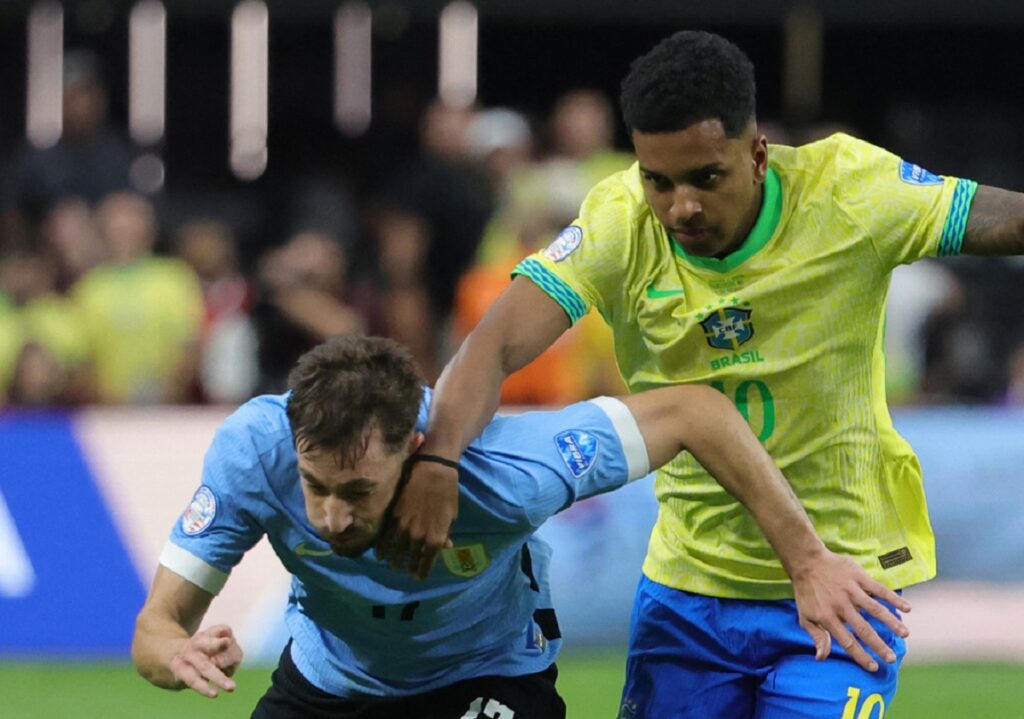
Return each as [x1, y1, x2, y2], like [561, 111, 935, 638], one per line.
[181, 486, 218, 536]
[542, 225, 584, 262]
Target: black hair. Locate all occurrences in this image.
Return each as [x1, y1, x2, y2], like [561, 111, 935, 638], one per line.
[620, 30, 756, 136]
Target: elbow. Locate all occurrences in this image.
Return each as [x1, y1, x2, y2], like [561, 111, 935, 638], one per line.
[667, 384, 738, 450]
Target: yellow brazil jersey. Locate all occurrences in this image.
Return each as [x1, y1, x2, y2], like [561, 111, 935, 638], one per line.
[513, 133, 977, 599]
[73, 257, 202, 404]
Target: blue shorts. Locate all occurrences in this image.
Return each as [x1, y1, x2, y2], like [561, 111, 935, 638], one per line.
[619, 575, 906, 719]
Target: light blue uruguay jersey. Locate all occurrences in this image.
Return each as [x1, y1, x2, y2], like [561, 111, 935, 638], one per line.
[160, 389, 649, 699]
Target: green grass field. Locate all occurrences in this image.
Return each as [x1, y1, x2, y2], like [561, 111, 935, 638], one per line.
[0, 654, 1021, 718]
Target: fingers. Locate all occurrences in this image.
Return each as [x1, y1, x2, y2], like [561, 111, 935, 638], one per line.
[389, 527, 413, 572]
[799, 617, 832, 661]
[863, 581, 912, 614]
[857, 594, 910, 639]
[826, 621, 880, 673]
[808, 600, 901, 673]
[172, 629, 241, 698]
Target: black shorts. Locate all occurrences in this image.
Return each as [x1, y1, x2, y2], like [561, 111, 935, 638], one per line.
[251, 642, 567, 719]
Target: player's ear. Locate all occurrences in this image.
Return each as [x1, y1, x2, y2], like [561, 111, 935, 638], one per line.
[751, 133, 768, 183]
[406, 432, 425, 456]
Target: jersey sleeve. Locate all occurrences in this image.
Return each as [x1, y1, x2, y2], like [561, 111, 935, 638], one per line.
[511, 168, 642, 325]
[830, 134, 978, 268]
[464, 396, 650, 528]
[161, 419, 267, 595]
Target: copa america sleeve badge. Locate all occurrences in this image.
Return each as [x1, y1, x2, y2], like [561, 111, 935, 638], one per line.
[181, 486, 217, 536]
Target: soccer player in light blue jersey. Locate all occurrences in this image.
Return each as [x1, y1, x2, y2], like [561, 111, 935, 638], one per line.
[132, 335, 908, 718]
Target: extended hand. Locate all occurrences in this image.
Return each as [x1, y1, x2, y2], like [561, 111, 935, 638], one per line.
[376, 458, 459, 579]
[169, 625, 243, 698]
[791, 552, 911, 673]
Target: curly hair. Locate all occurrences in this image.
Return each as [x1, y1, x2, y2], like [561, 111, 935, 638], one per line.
[620, 30, 756, 137]
[286, 335, 423, 466]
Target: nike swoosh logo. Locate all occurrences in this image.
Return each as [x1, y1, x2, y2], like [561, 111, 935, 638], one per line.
[645, 282, 685, 299]
[294, 542, 333, 557]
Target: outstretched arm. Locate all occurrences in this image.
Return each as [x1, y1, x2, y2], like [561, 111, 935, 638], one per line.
[377, 276, 570, 578]
[132, 565, 243, 698]
[960, 185, 1024, 256]
[619, 385, 912, 673]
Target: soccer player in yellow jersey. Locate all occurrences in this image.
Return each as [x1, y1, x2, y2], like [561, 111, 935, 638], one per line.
[378, 31, 1024, 717]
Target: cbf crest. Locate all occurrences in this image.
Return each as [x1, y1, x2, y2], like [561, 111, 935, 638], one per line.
[700, 307, 754, 350]
[442, 544, 491, 578]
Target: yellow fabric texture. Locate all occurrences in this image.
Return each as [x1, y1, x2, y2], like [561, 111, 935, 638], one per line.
[515, 134, 972, 599]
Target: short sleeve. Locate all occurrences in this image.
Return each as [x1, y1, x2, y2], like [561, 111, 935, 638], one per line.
[163, 420, 267, 594]
[462, 396, 650, 528]
[512, 168, 643, 325]
[830, 135, 978, 269]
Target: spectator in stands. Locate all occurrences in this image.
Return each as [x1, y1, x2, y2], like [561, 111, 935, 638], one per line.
[454, 108, 623, 405]
[373, 100, 495, 380]
[0, 249, 88, 406]
[251, 229, 381, 394]
[73, 191, 203, 404]
[0, 49, 134, 249]
[174, 219, 256, 404]
[40, 196, 106, 292]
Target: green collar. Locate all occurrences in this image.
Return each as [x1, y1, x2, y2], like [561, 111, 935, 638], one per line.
[671, 166, 782, 273]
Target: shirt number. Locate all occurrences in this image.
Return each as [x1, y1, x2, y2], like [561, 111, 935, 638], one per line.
[710, 379, 776, 441]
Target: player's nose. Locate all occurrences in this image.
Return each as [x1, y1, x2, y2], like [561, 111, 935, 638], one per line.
[669, 186, 702, 223]
[322, 497, 355, 534]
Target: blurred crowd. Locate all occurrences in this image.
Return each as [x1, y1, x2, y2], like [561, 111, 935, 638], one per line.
[1, 50, 1023, 410]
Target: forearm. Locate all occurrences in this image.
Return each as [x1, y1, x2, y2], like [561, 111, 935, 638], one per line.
[131, 609, 192, 690]
[675, 389, 827, 576]
[424, 324, 509, 458]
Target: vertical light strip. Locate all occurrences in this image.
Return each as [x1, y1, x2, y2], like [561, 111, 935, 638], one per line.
[230, 0, 268, 180]
[438, 1, 477, 109]
[783, 4, 823, 121]
[129, 0, 166, 146]
[334, 1, 372, 136]
[26, 1, 64, 149]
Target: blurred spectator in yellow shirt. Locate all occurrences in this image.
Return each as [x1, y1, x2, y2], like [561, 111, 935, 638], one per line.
[73, 192, 203, 404]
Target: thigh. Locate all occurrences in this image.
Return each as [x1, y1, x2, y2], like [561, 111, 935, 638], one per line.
[420, 664, 566, 719]
[619, 577, 756, 719]
[755, 631, 905, 719]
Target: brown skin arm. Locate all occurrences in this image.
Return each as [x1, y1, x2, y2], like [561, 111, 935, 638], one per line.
[960, 185, 1024, 256]
[376, 276, 570, 577]
[619, 385, 912, 673]
[132, 566, 243, 698]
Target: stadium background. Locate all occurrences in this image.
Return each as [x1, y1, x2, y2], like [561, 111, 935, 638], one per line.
[1, 1, 1023, 717]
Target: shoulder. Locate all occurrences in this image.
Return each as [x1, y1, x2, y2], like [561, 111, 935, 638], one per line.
[212, 394, 294, 471]
[771, 133, 903, 206]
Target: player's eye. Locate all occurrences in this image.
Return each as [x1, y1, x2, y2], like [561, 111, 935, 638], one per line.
[694, 170, 722, 189]
[642, 173, 672, 192]
[303, 478, 329, 496]
[344, 488, 374, 502]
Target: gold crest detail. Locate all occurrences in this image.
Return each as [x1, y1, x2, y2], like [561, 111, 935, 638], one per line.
[442, 543, 490, 577]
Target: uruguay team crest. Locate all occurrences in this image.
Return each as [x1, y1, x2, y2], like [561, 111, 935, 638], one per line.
[181, 486, 217, 536]
[442, 544, 491, 578]
[700, 307, 754, 350]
